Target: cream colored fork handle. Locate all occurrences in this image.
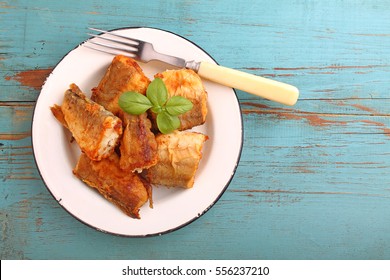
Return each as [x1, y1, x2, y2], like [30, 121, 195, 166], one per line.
[197, 61, 299, 106]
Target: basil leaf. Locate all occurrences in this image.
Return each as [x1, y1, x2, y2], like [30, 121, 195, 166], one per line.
[165, 96, 193, 116]
[147, 78, 168, 107]
[118, 91, 152, 115]
[157, 111, 180, 134]
[150, 105, 163, 114]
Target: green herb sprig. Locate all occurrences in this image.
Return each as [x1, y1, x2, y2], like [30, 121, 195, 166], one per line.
[118, 78, 193, 134]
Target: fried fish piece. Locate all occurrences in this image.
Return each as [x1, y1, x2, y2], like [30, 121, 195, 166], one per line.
[91, 55, 150, 114]
[146, 131, 208, 188]
[118, 111, 158, 172]
[153, 69, 208, 130]
[91, 55, 157, 171]
[73, 153, 152, 219]
[51, 83, 122, 161]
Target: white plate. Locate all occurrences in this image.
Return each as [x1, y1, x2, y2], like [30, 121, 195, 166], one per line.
[32, 27, 243, 236]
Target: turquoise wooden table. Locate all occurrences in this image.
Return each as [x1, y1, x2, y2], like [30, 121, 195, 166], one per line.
[1, 0, 390, 260]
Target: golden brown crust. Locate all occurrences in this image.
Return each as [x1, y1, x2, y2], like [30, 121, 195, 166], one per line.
[153, 69, 208, 130]
[118, 111, 158, 172]
[50, 104, 68, 129]
[51, 83, 123, 161]
[91, 55, 157, 172]
[91, 55, 150, 114]
[147, 131, 208, 188]
[73, 153, 151, 219]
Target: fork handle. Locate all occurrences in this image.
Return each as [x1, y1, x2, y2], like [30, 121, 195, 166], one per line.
[197, 61, 299, 106]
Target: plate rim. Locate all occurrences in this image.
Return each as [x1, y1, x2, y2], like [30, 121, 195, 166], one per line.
[31, 26, 244, 237]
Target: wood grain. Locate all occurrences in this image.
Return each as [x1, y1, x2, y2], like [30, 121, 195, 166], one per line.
[1, 0, 389, 260]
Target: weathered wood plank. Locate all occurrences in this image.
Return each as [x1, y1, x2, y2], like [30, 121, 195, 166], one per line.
[2, 1, 390, 101]
[1, 0, 390, 260]
[0, 102, 33, 136]
[1, 100, 390, 259]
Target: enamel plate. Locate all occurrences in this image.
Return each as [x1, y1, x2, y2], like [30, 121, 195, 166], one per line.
[32, 27, 243, 236]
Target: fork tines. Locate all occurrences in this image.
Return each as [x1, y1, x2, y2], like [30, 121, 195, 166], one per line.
[84, 28, 140, 57]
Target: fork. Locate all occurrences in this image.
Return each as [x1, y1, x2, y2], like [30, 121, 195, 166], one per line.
[86, 28, 299, 106]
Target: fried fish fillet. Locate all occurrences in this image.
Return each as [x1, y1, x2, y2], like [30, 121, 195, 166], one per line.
[92, 55, 158, 172]
[118, 111, 158, 172]
[73, 153, 152, 219]
[153, 69, 208, 130]
[51, 83, 122, 161]
[147, 131, 208, 188]
[91, 55, 150, 114]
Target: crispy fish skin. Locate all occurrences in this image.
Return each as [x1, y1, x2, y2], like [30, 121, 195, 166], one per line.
[73, 153, 151, 219]
[92, 55, 158, 172]
[51, 83, 123, 161]
[50, 104, 68, 129]
[147, 131, 208, 188]
[154, 69, 208, 130]
[91, 55, 150, 114]
[119, 111, 158, 172]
